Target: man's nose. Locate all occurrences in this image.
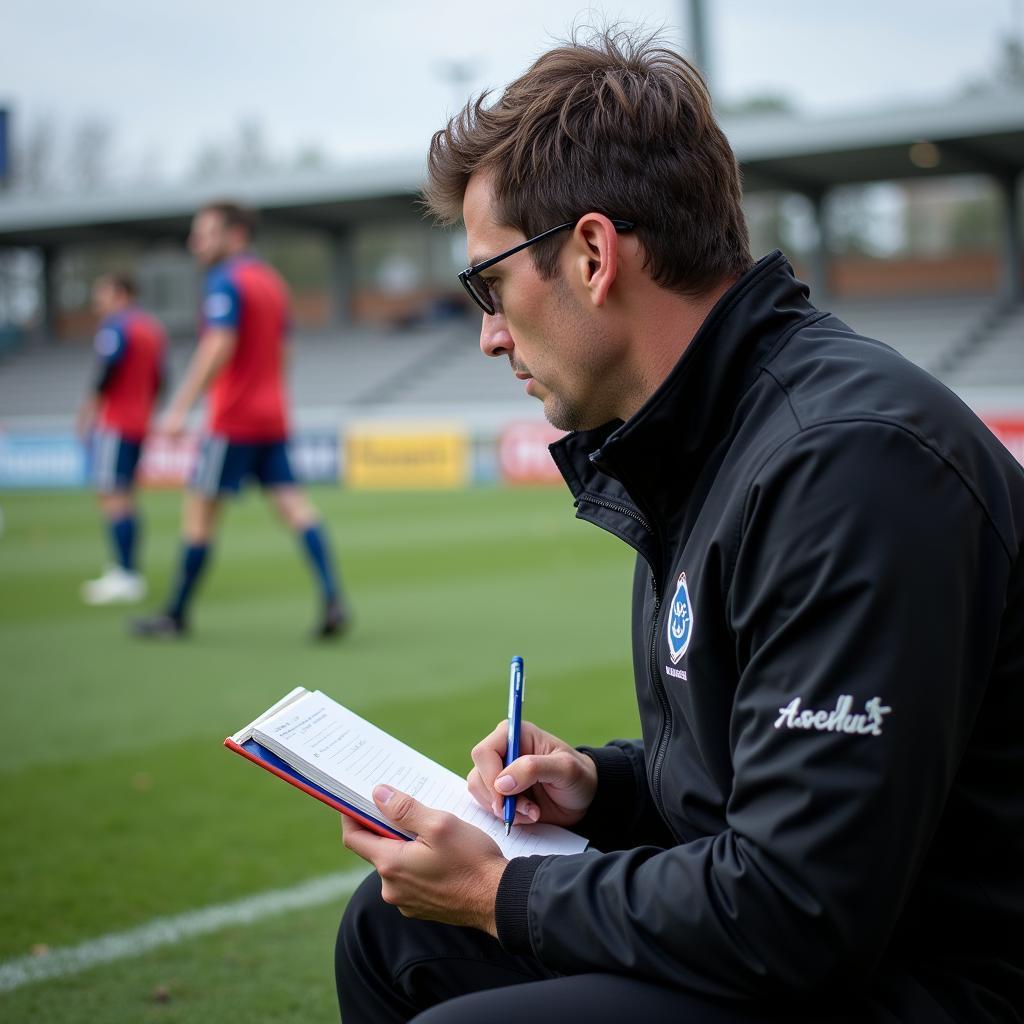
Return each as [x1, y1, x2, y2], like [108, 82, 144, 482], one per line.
[479, 311, 513, 358]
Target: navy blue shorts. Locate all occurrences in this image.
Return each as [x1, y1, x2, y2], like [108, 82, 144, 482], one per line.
[90, 430, 143, 492]
[189, 435, 297, 497]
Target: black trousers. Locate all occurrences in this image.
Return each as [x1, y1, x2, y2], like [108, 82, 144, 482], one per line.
[334, 873, 896, 1024]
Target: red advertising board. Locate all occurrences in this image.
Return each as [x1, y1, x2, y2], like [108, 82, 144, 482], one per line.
[982, 416, 1024, 467]
[498, 422, 566, 484]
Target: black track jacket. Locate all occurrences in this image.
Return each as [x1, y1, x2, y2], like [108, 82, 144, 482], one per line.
[494, 251, 1024, 1022]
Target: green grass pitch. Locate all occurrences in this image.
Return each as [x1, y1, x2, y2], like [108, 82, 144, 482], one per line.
[0, 485, 639, 1022]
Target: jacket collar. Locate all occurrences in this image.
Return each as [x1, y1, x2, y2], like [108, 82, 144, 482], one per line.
[550, 251, 821, 568]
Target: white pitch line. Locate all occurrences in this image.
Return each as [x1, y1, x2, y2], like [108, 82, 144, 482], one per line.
[0, 867, 370, 994]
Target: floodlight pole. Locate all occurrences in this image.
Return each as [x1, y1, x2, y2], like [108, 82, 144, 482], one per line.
[999, 170, 1023, 303]
[40, 244, 57, 343]
[686, 0, 712, 93]
[807, 189, 832, 305]
[329, 227, 355, 327]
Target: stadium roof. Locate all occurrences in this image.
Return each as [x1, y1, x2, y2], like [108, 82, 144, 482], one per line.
[0, 158, 428, 246]
[0, 89, 1022, 247]
[733, 88, 1024, 192]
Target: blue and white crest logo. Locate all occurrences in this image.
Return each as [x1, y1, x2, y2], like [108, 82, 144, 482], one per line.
[667, 571, 693, 665]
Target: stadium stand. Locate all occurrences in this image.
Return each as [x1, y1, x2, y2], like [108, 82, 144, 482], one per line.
[825, 296, 999, 377]
[943, 302, 1024, 389]
[359, 297, 1023, 406]
[363, 324, 529, 407]
[0, 296, 1019, 426]
[0, 321, 535, 422]
[289, 325, 476, 407]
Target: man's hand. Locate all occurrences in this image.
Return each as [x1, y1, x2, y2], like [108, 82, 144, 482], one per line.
[75, 397, 97, 440]
[341, 785, 507, 937]
[159, 405, 189, 440]
[467, 720, 598, 828]
[158, 327, 236, 441]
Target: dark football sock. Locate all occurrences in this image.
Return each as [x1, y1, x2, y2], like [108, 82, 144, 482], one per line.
[299, 523, 340, 605]
[109, 515, 138, 572]
[166, 543, 210, 622]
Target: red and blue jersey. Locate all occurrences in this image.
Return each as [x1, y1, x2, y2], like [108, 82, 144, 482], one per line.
[94, 308, 167, 441]
[202, 255, 290, 442]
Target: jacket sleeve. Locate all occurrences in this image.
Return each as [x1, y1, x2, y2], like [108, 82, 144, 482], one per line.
[495, 421, 1011, 997]
[573, 740, 675, 852]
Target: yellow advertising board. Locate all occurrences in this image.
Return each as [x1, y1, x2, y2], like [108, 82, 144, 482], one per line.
[345, 423, 469, 489]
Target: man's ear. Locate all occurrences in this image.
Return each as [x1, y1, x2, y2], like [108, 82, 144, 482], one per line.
[571, 214, 620, 307]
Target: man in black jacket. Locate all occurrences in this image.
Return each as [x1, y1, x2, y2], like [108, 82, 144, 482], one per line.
[335, 28, 1024, 1024]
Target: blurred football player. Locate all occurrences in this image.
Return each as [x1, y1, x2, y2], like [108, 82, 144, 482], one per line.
[77, 273, 166, 605]
[132, 201, 349, 639]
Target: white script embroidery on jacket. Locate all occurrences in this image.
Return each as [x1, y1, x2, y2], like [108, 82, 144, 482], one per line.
[774, 695, 892, 737]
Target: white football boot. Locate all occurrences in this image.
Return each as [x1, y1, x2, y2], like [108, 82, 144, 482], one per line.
[81, 566, 147, 605]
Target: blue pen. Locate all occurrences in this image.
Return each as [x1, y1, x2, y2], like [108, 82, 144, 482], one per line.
[503, 655, 525, 835]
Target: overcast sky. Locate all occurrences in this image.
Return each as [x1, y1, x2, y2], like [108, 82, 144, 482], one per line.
[2, 0, 1020, 182]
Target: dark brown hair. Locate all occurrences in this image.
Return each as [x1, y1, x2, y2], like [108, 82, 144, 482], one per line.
[97, 272, 138, 299]
[199, 199, 260, 239]
[425, 27, 751, 295]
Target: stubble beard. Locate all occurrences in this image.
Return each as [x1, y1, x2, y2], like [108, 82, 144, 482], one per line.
[543, 392, 591, 433]
[539, 282, 620, 434]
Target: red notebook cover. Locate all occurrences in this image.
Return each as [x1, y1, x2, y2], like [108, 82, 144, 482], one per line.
[223, 735, 409, 840]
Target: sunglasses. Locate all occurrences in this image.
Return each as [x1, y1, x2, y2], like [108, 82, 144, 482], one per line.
[458, 218, 635, 315]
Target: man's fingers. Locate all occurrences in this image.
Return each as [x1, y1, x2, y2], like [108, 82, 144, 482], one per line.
[471, 718, 549, 787]
[470, 721, 511, 789]
[489, 794, 540, 824]
[341, 813, 369, 836]
[374, 785, 448, 839]
[495, 751, 578, 795]
[466, 767, 494, 812]
[341, 814, 391, 864]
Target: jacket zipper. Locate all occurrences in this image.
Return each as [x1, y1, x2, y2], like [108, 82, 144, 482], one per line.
[648, 573, 672, 821]
[580, 491, 672, 824]
[578, 493, 652, 532]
